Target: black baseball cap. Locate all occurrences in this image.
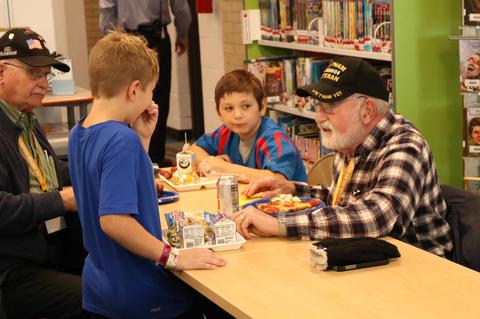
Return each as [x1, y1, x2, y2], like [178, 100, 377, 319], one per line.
[0, 28, 70, 72]
[295, 57, 388, 103]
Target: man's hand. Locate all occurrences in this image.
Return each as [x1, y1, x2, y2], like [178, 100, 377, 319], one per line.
[174, 248, 227, 271]
[231, 206, 280, 239]
[175, 41, 187, 56]
[59, 186, 77, 212]
[242, 176, 296, 198]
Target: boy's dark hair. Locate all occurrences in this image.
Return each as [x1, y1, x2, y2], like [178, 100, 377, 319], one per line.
[214, 69, 265, 112]
[469, 117, 480, 135]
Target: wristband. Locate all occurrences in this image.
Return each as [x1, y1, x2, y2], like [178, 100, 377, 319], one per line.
[156, 244, 172, 266]
[165, 248, 179, 270]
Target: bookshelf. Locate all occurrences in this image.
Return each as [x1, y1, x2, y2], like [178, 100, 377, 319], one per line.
[269, 103, 316, 120]
[244, 0, 463, 186]
[451, 2, 480, 193]
[258, 39, 391, 61]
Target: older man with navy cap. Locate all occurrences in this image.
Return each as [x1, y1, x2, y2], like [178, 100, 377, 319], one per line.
[0, 28, 93, 319]
[234, 57, 453, 259]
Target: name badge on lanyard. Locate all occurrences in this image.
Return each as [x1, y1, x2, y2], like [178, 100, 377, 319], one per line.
[332, 158, 355, 206]
[18, 136, 66, 233]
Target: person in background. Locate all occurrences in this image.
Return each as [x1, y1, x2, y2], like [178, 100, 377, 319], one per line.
[68, 30, 226, 319]
[234, 57, 453, 258]
[0, 28, 90, 319]
[469, 116, 480, 145]
[99, 0, 192, 167]
[190, 69, 307, 183]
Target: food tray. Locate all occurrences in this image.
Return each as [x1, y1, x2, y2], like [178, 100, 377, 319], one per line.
[158, 191, 179, 204]
[162, 229, 246, 251]
[158, 174, 218, 191]
[242, 197, 325, 217]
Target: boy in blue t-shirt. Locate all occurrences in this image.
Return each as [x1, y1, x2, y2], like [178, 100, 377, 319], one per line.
[191, 70, 307, 182]
[68, 31, 226, 319]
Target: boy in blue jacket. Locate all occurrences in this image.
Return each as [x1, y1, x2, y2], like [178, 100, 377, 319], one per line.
[191, 70, 307, 182]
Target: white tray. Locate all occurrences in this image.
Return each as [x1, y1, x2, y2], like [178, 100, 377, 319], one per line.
[158, 174, 218, 191]
[162, 229, 246, 251]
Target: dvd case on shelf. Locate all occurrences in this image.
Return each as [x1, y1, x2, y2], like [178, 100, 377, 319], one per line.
[463, 0, 480, 26]
[464, 106, 480, 155]
[460, 40, 480, 92]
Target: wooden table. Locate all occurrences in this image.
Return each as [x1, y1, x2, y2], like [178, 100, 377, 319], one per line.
[42, 87, 93, 129]
[158, 187, 480, 319]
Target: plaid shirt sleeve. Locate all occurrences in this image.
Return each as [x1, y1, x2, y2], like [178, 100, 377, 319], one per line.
[286, 130, 451, 257]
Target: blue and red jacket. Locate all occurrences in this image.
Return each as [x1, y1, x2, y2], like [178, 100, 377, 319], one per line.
[195, 117, 307, 182]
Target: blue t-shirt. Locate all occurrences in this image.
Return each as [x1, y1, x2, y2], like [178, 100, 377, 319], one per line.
[68, 121, 191, 319]
[196, 117, 307, 182]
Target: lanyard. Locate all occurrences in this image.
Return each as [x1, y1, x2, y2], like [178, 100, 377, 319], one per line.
[18, 136, 48, 192]
[331, 158, 355, 206]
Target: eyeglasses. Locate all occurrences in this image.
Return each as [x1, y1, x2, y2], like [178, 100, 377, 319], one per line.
[315, 95, 367, 114]
[2, 62, 55, 81]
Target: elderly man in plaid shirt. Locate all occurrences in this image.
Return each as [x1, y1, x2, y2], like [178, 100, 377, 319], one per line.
[234, 57, 453, 258]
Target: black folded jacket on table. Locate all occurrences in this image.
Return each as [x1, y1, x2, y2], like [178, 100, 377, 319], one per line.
[313, 237, 401, 267]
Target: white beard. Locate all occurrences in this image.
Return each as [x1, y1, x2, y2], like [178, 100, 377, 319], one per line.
[319, 107, 368, 151]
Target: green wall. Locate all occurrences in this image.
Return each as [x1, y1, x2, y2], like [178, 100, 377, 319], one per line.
[246, 0, 463, 186]
[394, 0, 463, 186]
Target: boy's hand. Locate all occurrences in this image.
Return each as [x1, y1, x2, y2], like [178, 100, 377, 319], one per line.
[132, 102, 159, 140]
[198, 156, 229, 176]
[174, 248, 227, 271]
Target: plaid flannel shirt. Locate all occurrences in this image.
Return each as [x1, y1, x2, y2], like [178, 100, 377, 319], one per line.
[290, 110, 453, 257]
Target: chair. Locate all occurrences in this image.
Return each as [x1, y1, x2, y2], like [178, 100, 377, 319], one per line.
[308, 152, 335, 186]
[441, 184, 480, 272]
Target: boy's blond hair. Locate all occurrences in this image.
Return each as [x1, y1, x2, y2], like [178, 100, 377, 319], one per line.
[89, 30, 159, 98]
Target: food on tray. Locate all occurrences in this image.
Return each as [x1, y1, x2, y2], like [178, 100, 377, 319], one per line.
[158, 165, 201, 186]
[165, 210, 236, 248]
[158, 166, 175, 180]
[170, 170, 200, 185]
[256, 194, 322, 214]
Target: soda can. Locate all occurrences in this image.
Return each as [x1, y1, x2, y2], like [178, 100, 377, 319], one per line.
[217, 176, 239, 216]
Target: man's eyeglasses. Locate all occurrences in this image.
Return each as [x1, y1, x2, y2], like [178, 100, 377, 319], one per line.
[2, 62, 55, 81]
[315, 95, 367, 114]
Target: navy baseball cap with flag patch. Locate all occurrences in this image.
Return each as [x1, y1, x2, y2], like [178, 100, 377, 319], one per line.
[0, 28, 70, 72]
[295, 57, 388, 103]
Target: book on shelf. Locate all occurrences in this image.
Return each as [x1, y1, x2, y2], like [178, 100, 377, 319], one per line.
[459, 40, 480, 93]
[260, 0, 392, 54]
[464, 157, 480, 194]
[463, 0, 480, 26]
[245, 57, 289, 105]
[464, 106, 480, 156]
[274, 112, 333, 171]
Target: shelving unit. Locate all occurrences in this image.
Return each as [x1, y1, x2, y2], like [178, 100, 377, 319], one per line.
[451, 11, 480, 192]
[258, 39, 392, 62]
[268, 103, 317, 120]
[243, 0, 462, 186]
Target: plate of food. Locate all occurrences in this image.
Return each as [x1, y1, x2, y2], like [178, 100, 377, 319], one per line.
[242, 193, 325, 217]
[158, 190, 179, 204]
[158, 167, 217, 191]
